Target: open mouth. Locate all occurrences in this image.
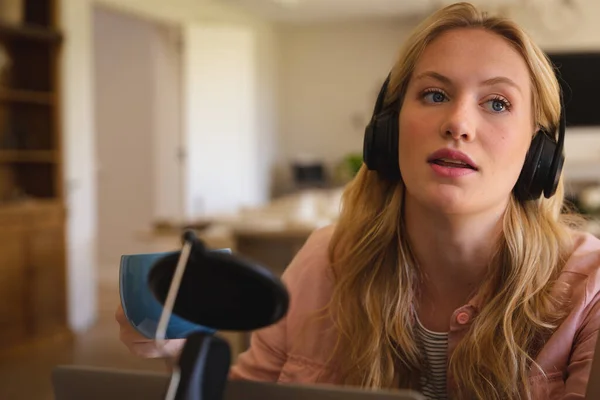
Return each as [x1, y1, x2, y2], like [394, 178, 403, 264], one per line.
[430, 158, 477, 170]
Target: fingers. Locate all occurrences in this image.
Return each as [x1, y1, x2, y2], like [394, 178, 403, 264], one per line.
[163, 339, 186, 357]
[115, 304, 127, 324]
[115, 304, 186, 359]
[115, 304, 150, 353]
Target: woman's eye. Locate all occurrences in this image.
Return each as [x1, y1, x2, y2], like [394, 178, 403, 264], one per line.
[423, 90, 447, 103]
[484, 97, 510, 113]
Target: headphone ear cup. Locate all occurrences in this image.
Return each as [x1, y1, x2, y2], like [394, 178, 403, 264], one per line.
[363, 109, 400, 180]
[543, 152, 563, 198]
[363, 120, 377, 171]
[515, 131, 558, 201]
[515, 132, 545, 201]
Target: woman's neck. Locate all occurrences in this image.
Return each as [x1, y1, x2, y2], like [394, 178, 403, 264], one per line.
[404, 194, 507, 303]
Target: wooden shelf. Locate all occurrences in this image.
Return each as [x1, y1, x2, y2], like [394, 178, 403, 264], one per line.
[0, 150, 57, 163]
[0, 0, 68, 352]
[0, 89, 55, 105]
[0, 197, 62, 211]
[0, 21, 62, 42]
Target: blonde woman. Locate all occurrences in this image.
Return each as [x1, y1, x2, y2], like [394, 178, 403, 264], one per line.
[116, 2, 600, 399]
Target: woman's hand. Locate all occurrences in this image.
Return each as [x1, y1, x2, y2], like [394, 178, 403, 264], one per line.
[115, 304, 186, 359]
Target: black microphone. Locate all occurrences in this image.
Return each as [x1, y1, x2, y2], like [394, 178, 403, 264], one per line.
[147, 230, 290, 331]
[146, 230, 291, 400]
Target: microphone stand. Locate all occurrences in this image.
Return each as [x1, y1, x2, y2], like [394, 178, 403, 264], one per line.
[170, 331, 231, 400]
[158, 231, 233, 400]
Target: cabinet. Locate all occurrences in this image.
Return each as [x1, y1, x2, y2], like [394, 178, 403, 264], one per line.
[28, 203, 67, 337]
[0, 0, 63, 203]
[0, 0, 68, 350]
[0, 220, 27, 345]
[0, 201, 68, 349]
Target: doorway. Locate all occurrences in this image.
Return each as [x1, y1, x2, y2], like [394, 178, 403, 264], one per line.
[93, 5, 184, 268]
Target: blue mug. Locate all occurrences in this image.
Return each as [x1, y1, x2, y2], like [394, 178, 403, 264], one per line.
[119, 249, 230, 339]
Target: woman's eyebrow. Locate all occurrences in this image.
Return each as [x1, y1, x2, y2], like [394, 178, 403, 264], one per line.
[413, 71, 522, 93]
[413, 71, 452, 86]
[481, 76, 522, 93]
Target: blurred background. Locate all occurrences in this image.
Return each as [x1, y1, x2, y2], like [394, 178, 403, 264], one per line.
[1, 0, 600, 398]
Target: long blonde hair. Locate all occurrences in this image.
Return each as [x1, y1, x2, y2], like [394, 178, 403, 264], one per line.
[327, 3, 584, 399]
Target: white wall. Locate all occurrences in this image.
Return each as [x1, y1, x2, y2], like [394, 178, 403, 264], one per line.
[60, 0, 98, 333]
[93, 0, 257, 25]
[94, 7, 158, 264]
[255, 25, 280, 199]
[274, 18, 419, 190]
[153, 25, 186, 222]
[508, 0, 600, 52]
[183, 23, 264, 217]
[59, 0, 278, 332]
[276, 4, 600, 191]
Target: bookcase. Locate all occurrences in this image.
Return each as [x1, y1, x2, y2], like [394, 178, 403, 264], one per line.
[0, 0, 69, 350]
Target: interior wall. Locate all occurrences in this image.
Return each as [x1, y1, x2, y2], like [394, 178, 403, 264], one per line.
[94, 0, 256, 25]
[93, 6, 158, 265]
[60, 0, 98, 333]
[274, 18, 420, 192]
[508, 0, 600, 52]
[152, 25, 185, 223]
[255, 24, 280, 199]
[183, 23, 262, 217]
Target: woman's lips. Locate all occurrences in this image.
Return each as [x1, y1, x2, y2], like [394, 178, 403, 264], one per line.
[427, 148, 478, 177]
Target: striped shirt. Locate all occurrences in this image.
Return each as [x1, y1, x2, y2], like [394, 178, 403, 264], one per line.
[415, 316, 449, 400]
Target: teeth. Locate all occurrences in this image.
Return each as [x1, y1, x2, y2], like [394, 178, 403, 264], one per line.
[439, 158, 467, 165]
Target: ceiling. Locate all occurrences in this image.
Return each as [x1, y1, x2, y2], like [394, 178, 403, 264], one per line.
[217, 0, 527, 23]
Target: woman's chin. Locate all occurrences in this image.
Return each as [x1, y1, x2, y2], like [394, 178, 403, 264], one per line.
[430, 199, 473, 215]
[412, 184, 510, 216]
[414, 185, 477, 215]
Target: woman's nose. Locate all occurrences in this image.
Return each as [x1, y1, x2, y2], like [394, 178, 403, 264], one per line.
[439, 102, 476, 142]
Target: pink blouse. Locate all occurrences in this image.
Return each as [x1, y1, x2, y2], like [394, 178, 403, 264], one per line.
[229, 225, 600, 399]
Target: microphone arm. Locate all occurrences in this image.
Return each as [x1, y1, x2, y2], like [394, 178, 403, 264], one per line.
[160, 231, 232, 400]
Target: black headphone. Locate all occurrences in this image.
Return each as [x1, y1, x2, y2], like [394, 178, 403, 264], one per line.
[363, 73, 566, 201]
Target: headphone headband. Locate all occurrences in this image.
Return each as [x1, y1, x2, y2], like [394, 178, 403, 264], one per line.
[556, 90, 566, 155]
[372, 73, 392, 116]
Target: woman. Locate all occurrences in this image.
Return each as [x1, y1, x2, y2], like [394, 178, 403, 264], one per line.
[116, 2, 600, 399]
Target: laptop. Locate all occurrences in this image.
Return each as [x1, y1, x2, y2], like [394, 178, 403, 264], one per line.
[52, 365, 425, 400]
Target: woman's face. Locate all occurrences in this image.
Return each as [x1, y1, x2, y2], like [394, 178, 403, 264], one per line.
[399, 28, 535, 216]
